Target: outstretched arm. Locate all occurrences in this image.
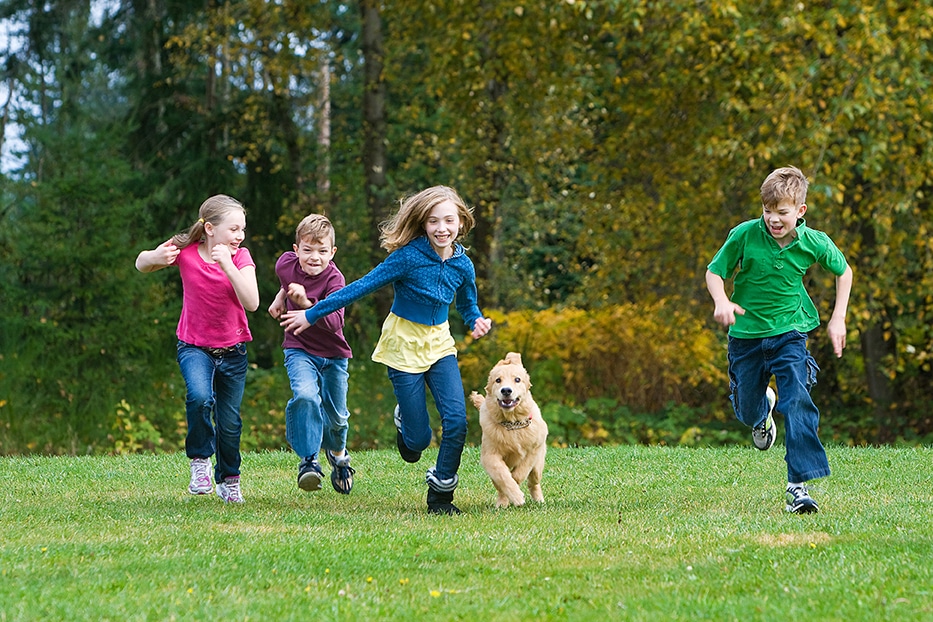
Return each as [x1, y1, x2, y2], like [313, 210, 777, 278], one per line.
[135, 240, 179, 273]
[705, 269, 745, 328]
[826, 265, 853, 358]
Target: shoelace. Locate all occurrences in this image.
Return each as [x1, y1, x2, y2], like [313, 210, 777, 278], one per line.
[223, 481, 242, 501]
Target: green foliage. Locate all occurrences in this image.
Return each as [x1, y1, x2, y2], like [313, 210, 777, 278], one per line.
[458, 304, 736, 447]
[460, 304, 728, 408]
[109, 400, 167, 455]
[6, 0, 933, 452]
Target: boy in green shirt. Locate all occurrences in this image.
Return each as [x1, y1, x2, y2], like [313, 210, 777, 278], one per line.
[706, 166, 853, 513]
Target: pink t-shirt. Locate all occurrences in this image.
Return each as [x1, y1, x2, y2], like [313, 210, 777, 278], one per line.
[175, 243, 254, 348]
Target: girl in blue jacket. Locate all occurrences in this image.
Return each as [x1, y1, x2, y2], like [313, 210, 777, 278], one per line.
[281, 186, 492, 514]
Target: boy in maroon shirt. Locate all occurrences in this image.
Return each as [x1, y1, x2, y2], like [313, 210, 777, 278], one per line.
[268, 214, 355, 494]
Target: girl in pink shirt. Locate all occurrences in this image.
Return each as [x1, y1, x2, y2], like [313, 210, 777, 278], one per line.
[135, 195, 259, 503]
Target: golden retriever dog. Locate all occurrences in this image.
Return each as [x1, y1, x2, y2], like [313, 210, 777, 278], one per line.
[469, 352, 548, 508]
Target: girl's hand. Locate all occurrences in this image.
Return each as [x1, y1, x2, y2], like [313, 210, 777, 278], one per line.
[280, 309, 312, 335]
[210, 243, 233, 267]
[135, 240, 179, 272]
[157, 240, 180, 266]
[471, 317, 492, 340]
[286, 283, 312, 309]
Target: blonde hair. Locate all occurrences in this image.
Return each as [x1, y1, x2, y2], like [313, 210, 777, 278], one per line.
[295, 213, 335, 246]
[760, 166, 808, 209]
[379, 185, 475, 253]
[171, 194, 246, 248]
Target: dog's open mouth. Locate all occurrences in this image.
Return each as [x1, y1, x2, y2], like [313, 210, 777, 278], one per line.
[497, 397, 519, 409]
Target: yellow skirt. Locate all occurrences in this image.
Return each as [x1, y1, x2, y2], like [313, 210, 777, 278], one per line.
[371, 313, 457, 373]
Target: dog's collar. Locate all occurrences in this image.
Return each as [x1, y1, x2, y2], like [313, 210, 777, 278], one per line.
[499, 417, 532, 430]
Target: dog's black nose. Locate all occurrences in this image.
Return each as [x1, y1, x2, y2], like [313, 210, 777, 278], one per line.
[501, 387, 512, 397]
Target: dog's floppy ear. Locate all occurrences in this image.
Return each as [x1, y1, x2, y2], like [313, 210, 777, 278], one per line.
[504, 351, 523, 365]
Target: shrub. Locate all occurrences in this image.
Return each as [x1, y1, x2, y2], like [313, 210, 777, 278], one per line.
[458, 303, 734, 446]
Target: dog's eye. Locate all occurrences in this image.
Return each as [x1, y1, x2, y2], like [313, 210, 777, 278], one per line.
[514, 377, 522, 383]
[495, 378, 502, 384]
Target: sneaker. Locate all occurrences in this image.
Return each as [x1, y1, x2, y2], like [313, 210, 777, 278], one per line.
[326, 450, 356, 494]
[188, 458, 213, 495]
[427, 487, 462, 515]
[394, 405, 422, 463]
[785, 484, 819, 514]
[298, 456, 324, 491]
[752, 387, 777, 451]
[216, 476, 244, 503]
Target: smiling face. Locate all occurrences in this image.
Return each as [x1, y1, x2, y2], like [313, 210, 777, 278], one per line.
[763, 198, 807, 247]
[206, 208, 246, 254]
[423, 199, 461, 259]
[293, 235, 336, 276]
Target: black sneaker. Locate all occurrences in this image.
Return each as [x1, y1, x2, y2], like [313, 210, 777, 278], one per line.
[394, 405, 422, 463]
[325, 450, 355, 494]
[752, 387, 777, 451]
[785, 484, 819, 514]
[297, 456, 324, 491]
[427, 488, 461, 515]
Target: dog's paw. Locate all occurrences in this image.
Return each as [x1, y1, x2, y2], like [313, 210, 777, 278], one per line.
[469, 391, 485, 410]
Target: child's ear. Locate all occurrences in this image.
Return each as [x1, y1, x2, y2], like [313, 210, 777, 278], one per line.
[798, 203, 808, 218]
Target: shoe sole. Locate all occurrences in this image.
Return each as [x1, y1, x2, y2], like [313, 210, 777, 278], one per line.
[330, 472, 353, 494]
[396, 431, 422, 463]
[188, 486, 213, 495]
[753, 415, 776, 451]
[298, 471, 323, 491]
[786, 502, 819, 514]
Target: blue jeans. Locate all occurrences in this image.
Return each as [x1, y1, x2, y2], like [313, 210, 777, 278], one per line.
[727, 330, 830, 483]
[387, 355, 467, 484]
[177, 341, 248, 482]
[283, 349, 350, 460]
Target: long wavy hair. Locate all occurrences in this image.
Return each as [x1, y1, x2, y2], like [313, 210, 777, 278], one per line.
[379, 186, 475, 253]
[171, 194, 246, 248]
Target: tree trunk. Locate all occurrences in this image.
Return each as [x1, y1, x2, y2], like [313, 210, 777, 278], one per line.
[860, 319, 896, 441]
[360, 0, 391, 316]
[317, 60, 331, 204]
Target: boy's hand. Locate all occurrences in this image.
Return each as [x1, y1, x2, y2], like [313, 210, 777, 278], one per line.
[712, 302, 745, 328]
[827, 317, 847, 357]
[471, 317, 492, 339]
[280, 309, 312, 336]
[268, 297, 286, 319]
[286, 283, 312, 309]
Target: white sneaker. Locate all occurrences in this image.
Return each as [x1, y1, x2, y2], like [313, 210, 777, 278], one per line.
[752, 387, 777, 451]
[216, 476, 244, 503]
[188, 458, 213, 495]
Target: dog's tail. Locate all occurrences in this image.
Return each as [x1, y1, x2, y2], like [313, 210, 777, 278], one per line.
[469, 391, 484, 410]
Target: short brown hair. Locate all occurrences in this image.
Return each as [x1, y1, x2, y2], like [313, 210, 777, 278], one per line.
[295, 213, 335, 246]
[760, 166, 808, 209]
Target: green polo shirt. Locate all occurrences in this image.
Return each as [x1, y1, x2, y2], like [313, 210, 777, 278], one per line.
[707, 217, 848, 339]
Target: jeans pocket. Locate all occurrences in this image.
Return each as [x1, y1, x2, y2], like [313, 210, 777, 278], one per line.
[805, 355, 820, 391]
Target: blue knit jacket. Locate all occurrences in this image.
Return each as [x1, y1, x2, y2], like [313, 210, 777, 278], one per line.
[303, 236, 483, 330]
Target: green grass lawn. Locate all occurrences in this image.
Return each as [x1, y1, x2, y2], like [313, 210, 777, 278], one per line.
[1, 445, 931, 621]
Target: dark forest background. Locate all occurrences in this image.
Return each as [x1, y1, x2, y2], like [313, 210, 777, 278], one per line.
[2, 0, 933, 454]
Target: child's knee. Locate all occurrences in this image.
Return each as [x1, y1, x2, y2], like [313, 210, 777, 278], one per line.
[406, 427, 433, 451]
[441, 414, 467, 444]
